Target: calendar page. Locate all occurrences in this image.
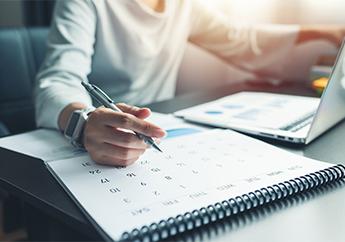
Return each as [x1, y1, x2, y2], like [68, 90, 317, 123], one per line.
[47, 129, 332, 241]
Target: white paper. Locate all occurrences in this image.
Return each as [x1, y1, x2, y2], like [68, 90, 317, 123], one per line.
[47, 129, 333, 241]
[175, 92, 320, 130]
[0, 129, 82, 161]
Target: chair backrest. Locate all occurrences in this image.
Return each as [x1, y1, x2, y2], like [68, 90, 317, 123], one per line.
[0, 28, 49, 134]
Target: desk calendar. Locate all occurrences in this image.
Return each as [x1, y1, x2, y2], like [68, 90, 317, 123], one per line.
[0, 113, 343, 241]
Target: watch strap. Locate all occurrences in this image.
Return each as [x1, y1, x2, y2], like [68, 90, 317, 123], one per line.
[64, 107, 95, 148]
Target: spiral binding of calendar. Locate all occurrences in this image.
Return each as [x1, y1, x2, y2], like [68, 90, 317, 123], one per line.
[120, 164, 345, 242]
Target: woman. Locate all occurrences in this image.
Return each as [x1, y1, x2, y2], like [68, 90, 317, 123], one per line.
[35, 0, 345, 166]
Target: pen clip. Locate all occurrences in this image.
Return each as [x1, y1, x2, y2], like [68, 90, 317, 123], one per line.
[92, 84, 114, 103]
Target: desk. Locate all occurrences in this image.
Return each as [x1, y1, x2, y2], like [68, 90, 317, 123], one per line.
[1, 82, 345, 241]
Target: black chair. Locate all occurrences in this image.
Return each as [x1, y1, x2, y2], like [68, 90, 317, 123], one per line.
[0, 28, 49, 136]
[0, 27, 116, 241]
[0, 27, 49, 239]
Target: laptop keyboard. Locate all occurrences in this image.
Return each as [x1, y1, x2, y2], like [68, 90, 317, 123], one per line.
[280, 113, 315, 132]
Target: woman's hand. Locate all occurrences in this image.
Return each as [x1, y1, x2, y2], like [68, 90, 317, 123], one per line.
[83, 103, 166, 166]
[297, 25, 345, 47]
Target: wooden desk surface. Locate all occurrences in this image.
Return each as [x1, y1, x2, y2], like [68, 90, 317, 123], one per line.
[1, 82, 345, 241]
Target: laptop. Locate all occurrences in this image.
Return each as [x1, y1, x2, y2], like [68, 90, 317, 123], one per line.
[175, 41, 345, 144]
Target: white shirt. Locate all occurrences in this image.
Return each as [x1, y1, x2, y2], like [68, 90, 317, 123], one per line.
[35, 0, 299, 129]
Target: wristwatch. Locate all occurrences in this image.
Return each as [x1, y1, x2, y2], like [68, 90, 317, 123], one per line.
[64, 107, 95, 148]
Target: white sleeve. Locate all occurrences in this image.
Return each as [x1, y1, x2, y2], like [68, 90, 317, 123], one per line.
[189, 1, 299, 76]
[34, 0, 96, 129]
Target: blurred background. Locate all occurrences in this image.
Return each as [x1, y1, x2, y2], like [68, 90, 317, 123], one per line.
[1, 0, 345, 27]
[0, 0, 344, 94]
[0, 0, 54, 27]
[203, 0, 345, 25]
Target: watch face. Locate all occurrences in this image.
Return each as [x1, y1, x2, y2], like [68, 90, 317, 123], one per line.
[65, 112, 80, 137]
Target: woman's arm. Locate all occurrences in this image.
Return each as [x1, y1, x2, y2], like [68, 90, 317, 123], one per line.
[188, 1, 344, 74]
[35, 0, 96, 130]
[35, 0, 165, 166]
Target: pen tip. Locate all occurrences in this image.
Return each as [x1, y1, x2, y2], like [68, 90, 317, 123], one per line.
[152, 143, 163, 153]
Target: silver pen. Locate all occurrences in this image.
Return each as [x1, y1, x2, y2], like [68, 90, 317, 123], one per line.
[81, 81, 163, 153]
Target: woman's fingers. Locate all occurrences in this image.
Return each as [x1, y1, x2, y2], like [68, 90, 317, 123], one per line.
[116, 102, 151, 119]
[83, 106, 164, 166]
[88, 142, 145, 166]
[95, 109, 166, 138]
[298, 25, 345, 47]
[100, 126, 149, 149]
